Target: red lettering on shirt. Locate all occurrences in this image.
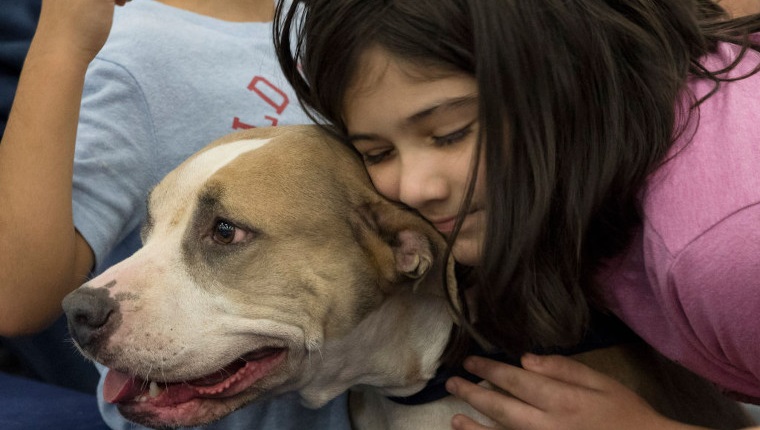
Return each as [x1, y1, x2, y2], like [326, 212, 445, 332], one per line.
[232, 115, 279, 130]
[231, 76, 289, 129]
[232, 117, 254, 130]
[247, 76, 289, 114]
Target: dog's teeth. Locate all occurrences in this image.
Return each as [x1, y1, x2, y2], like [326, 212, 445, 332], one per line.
[149, 381, 163, 398]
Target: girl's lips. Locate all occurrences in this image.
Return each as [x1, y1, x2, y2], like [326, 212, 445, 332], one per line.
[431, 217, 457, 234]
[430, 209, 482, 234]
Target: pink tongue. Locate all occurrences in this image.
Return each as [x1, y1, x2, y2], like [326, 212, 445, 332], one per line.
[104, 369, 144, 403]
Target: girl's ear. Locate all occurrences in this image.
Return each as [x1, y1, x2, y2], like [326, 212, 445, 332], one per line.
[349, 201, 459, 308]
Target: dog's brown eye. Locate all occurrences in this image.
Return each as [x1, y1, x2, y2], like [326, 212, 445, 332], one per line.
[212, 220, 238, 244]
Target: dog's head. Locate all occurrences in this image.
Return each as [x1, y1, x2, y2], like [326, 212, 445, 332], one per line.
[62, 125, 455, 428]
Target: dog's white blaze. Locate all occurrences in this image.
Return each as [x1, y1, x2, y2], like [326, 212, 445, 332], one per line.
[175, 138, 272, 197]
[148, 137, 272, 241]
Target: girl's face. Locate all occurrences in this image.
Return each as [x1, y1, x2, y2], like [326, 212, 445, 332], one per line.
[343, 47, 486, 266]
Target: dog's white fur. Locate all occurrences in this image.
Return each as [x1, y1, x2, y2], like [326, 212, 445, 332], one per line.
[63, 126, 752, 429]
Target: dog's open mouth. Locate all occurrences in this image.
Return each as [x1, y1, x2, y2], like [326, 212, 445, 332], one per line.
[104, 347, 287, 426]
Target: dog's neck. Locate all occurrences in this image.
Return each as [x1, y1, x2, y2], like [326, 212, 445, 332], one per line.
[297, 291, 453, 408]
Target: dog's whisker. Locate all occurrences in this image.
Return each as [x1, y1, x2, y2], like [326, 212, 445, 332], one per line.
[219, 365, 235, 379]
[306, 346, 316, 368]
[140, 365, 153, 390]
[144, 361, 153, 380]
[63, 337, 86, 356]
[159, 352, 168, 386]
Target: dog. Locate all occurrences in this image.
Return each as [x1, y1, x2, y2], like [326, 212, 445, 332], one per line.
[63, 125, 753, 429]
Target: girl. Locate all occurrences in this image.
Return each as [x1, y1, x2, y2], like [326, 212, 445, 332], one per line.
[273, 0, 760, 428]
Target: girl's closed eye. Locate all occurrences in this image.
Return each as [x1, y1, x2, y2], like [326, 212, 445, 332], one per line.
[360, 146, 395, 166]
[432, 121, 476, 147]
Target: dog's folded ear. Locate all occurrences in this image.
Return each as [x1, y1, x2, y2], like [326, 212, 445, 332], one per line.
[350, 201, 459, 307]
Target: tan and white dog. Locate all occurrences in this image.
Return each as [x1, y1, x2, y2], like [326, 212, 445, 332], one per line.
[63, 126, 753, 429]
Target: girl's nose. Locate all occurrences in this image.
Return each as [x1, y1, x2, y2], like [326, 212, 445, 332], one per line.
[397, 159, 449, 210]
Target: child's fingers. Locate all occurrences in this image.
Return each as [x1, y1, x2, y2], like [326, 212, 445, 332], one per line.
[450, 412, 495, 430]
[521, 353, 615, 391]
[446, 375, 545, 429]
[460, 356, 575, 409]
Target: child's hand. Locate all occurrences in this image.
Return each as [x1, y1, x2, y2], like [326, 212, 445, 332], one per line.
[33, 0, 130, 66]
[445, 354, 692, 430]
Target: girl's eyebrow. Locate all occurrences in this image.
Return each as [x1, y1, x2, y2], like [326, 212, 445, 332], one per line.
[405, 94, 478, 124]
[347, 94, 478, 143]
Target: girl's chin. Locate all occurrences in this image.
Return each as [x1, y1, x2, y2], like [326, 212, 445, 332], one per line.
[451, 241, 481, 267]
[449, 211, 485, 266]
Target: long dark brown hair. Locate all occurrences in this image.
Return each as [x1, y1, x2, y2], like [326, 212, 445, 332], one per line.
[274, 0, 760, 356]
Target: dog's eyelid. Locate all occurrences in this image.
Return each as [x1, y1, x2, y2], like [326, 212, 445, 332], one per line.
[212, 216, 257, 233]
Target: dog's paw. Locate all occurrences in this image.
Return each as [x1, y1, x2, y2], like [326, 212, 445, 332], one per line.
[394, 230, 433, 279]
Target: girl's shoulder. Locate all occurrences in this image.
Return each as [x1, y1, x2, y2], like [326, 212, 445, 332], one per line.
[642, 41, 760, 256]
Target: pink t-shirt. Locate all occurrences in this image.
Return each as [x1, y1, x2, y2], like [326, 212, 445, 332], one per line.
[598, 40, 760, 401]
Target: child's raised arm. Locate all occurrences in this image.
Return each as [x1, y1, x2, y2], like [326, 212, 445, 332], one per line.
[0, 0, 127, 336]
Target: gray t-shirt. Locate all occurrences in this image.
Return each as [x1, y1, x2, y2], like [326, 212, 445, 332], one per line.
[72, 0, 349, 428]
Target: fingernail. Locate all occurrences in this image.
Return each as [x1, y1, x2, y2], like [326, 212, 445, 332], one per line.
[451, 414, 463, 429]
[462, 356, 479, 371]
[522, 353, 540, 367]
[445, 377, 459, 395]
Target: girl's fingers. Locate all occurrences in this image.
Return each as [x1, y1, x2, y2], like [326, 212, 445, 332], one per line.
[520, 353, 612, 390]
[459, 355, 577, 409]
[451, 412, 495, 430]
[449, 355, 673, 430]
[446, 375, 545, 430]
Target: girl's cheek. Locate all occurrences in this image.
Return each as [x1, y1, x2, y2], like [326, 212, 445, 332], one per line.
[368, 170, 400, 202]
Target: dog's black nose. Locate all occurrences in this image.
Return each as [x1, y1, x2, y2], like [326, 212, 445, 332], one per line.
[62, 287, 118, 350]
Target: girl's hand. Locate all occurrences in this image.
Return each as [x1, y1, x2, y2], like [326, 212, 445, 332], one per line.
[445, 354, 696, 430]
[33, 0, 130, 66]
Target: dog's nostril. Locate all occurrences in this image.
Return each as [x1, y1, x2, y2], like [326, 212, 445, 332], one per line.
[73, 308, 111, 328]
